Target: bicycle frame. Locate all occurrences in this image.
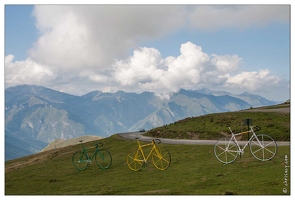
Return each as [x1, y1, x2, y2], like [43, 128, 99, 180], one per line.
[72, 140, 112, 171]
[135, 139, 159, 163]
[127, 138, 171, 171]
[80, 144, 99, 162]
[214, 125, 277, 165]
[228, 126, 261, 154]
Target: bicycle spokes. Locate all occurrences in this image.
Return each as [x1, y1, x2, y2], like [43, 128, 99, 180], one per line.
[72, 151, 89, 171]
[126, 149, 144, 171]
[126, 138, 171, 171]
[214, 125, 278, 165]
[152, 147, 171, 170]
[72, 141, 112, 172]
[95, 149, 112, 169]
[214, 138, 239, 164]
[250, 134, 277, 161]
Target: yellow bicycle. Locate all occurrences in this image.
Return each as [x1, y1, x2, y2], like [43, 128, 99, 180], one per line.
[126, 137, 171, 171]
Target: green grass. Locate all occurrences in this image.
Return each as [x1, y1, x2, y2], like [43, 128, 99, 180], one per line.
[5, 134, 290, 195]
[145, 110, 290, 141]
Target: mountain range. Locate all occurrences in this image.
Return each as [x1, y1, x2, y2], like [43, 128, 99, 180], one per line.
[5, 84, 278, 161]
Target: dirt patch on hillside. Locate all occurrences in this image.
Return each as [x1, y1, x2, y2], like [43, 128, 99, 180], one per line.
[42, 135, 103, 151]
[5, 148, 64, 173]
[6, 135, 103, 173]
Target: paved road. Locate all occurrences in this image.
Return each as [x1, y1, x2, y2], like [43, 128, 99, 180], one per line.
[118, 132, 290, 146]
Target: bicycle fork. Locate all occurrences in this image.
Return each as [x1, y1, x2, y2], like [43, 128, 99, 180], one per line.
[222, 140, 244, 166]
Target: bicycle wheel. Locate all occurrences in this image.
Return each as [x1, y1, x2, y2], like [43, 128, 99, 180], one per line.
[250, 134, 277, 161]
[126, 149, 144, 171]
[214, 138, 239, 164]
[72, 151, 88, 171]
[95, 149, 112, 169]
[152, 146, 171, 170]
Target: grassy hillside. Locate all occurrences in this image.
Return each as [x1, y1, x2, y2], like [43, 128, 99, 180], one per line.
[5, 104, 290, 195]
[5, 134, 290, 195]
[145, 103, 290, 141]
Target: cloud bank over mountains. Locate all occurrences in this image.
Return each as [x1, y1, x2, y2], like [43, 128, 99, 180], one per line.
[4, 5, 289, 100]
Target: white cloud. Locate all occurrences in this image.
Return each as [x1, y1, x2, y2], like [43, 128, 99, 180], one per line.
[110, 42, 210, 93]
[113, 47, 164, 87]
[108, 42, 281, 95]
[29, 5, 187, 71]
[29, 6, 96, 70]
[5, 40, 284, 100]
[225, 69, 279, 90]
[161, 42, 209, 91]
[210, 54, 241, 73]
[4, 5, 289, 101]
[27, 5, 289, 71]
[5, 54, 56, 87]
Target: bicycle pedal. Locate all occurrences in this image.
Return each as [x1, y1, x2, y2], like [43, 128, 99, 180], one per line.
[143, 162, 147, 167]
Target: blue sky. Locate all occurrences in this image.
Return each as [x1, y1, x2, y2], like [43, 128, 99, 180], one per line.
[3, 3, 291, 101]
[5, 5, 37, 61]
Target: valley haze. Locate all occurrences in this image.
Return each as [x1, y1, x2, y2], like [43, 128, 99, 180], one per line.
[5, 84, 281, 161]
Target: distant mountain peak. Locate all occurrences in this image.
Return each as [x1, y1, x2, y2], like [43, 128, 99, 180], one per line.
[81, 90, 102, 100]
[195, 88, 213, 95]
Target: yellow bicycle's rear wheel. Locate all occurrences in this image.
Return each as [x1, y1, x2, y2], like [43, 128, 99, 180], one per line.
[152, 147, 171, 170]
[126, 149, 144, 171]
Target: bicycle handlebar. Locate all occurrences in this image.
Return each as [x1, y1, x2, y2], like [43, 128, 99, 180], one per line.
[253, 126, 261, 132]
[94, 142, 103, 148]
[134, 137, 161, 144]
[154, 139, 161, 144]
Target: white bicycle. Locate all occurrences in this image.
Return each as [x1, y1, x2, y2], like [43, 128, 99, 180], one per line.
[214, 125, 277, 165]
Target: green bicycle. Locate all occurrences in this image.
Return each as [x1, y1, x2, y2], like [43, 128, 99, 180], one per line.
[72, 140, 112, 171]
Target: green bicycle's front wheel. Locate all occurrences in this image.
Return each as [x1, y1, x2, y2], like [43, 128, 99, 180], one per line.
[126, 149, 144, 171]
[214, 138, 239, 164]
[72, 151, 89, 171]
[95, 149, 112, 169]
[152, 146, 171, 170]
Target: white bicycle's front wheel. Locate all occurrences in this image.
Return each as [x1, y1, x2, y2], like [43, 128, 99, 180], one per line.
[250, 134, 277, 161]
[214, 138, 239, 164]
